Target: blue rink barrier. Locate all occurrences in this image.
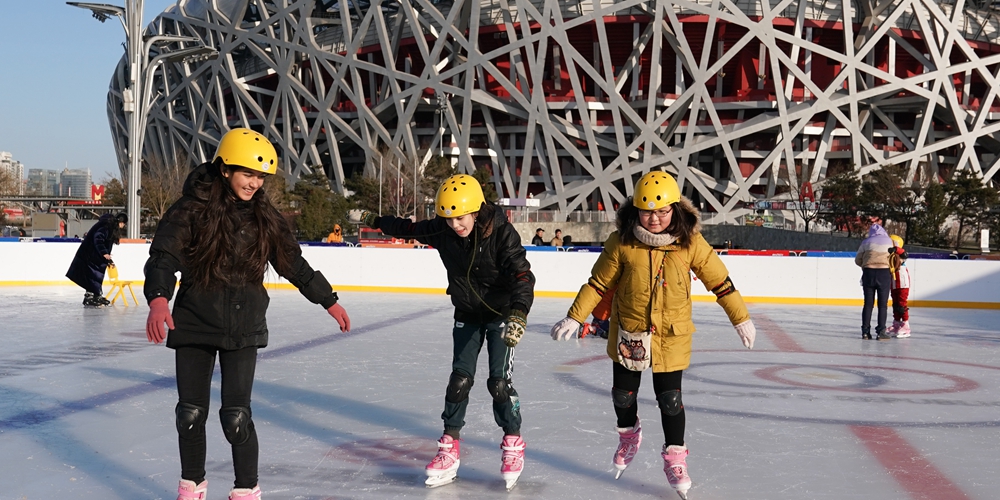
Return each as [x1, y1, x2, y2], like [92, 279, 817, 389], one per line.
[803, 251, 855, 257]
[34, 237, 82, 243]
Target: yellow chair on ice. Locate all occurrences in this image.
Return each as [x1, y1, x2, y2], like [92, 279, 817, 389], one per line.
[105, 264, 138, 306]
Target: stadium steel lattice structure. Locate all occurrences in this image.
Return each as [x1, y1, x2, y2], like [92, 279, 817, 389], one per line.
[108, 0, 1000, 223]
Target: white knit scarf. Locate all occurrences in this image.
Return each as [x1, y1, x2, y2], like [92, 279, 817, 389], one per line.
[633, 225, 677, 248]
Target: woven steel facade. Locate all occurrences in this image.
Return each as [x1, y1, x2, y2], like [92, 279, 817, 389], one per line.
[109, 0, 1000, 221]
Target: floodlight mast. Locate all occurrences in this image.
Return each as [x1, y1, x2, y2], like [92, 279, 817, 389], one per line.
[67, 2, 218, 239]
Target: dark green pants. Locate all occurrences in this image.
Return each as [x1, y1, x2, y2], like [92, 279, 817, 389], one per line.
[442, 319, 521, 435]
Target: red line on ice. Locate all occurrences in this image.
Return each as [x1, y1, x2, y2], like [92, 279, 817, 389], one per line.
[750, 311, 806, 352]
[754, 310, 972, 500]
[849, 425, 972, 500]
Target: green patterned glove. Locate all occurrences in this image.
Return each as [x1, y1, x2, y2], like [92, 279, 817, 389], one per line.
[502, 309, 527, 347]
[347, 209, 378, 228]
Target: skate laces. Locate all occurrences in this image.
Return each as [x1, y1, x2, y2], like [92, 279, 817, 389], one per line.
[430, 438, 459, 468]
[663, 446, 690, 483]
[501, 436, 525, 469]
[615, 424, 641, 460]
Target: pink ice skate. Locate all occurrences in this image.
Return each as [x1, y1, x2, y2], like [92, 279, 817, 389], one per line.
[500, 434, 525, 491]
[228, 485, 261, 500]
[887, 320, 901, 335]
[895, 320, 911, 338]
[425, 434, 460, 488]
[176, 479, 207, 500]
[613, 418, 642, 479]
[662, 444, 692, 499]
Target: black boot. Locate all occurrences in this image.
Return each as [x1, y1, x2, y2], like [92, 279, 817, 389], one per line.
[876, 327, 891, 341]
[861, 327, 872, 340]
[83, 292, 104, 307]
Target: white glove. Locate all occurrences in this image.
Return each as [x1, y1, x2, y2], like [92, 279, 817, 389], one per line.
[734, 320, 756, 349]
[550, 317, 581, 341]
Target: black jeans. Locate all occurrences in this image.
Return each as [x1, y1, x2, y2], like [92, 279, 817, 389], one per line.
[175, 345, 259, 488]
[613, 362, 685, 447]
[861, 268, 892, 334]
[442, 318, 521, 436]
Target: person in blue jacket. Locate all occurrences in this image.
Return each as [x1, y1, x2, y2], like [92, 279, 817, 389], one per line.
[66, 212, 126, 307]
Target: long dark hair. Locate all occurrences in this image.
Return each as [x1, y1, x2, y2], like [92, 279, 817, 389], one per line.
[616, 199, 696, 247]
[107, 219, 125, 245]
[185, 160, 298, 289]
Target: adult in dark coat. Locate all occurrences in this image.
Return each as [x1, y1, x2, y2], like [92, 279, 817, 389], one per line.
[66, 212, 126, 306]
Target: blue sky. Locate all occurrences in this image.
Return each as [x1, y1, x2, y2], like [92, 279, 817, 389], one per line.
[0, 0, 177, 182]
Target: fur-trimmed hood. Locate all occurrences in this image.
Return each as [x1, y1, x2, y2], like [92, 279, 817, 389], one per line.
[673, 196, 702, 239]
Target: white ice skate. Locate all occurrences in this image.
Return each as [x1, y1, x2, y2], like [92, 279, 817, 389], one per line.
[500, 434, 525, 491]
[895, 320, 911, 338]
[424, 435, 460, 488]
[613, 418, 642, 479]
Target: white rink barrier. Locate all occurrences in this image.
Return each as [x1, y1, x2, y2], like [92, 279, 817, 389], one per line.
[2, 241, 999, 308]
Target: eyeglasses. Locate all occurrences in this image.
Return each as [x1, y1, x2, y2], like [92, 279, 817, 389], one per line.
[638, 207, 674, 219]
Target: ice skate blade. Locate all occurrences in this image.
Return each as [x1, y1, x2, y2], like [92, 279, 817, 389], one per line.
[614, 468, 625, 480]
[424, 472, 457, 488]
[674, 490, 689, 500]
[505, 478, 519, 491]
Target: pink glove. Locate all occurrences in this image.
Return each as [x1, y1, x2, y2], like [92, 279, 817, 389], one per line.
[327, 303, 351, 332]
[146, 297, 174, 344]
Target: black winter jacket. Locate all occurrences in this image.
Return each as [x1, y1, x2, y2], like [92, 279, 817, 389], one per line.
[374, 204, 534, 323]
[66, 213, 117, 294]
[144, 162, 338, 350]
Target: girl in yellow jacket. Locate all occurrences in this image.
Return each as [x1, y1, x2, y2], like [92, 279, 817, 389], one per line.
[550, 171, 755, 499]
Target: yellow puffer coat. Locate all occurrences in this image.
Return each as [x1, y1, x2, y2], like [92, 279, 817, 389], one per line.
[567, 222, 749, 372]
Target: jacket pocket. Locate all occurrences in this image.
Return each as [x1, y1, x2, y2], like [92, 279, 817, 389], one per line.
[669, 320, 695, 336]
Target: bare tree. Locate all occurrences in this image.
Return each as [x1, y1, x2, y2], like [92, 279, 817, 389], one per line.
[142, 152, 191, 227]
[98, 175, 127, 207]
[0, 168, 17, 225]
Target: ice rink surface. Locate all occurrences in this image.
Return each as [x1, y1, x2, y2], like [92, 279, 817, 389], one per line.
[2, 286, 998, 499]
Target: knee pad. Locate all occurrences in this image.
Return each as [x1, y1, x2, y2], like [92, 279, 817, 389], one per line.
[656, 389, 684, 417]
[219, 406, 254, 446]
[445, 371, 474, 404]
[612, 387, 637, 409]
[487, 377, 517, 404]
[175, 402, 208, 439]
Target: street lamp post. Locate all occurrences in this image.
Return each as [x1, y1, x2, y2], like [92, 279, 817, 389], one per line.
[68, 1, 217, 239]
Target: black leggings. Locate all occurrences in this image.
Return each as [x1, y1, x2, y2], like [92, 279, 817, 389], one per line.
[175, 345, 259, 488]
[612, 362, 685, 447]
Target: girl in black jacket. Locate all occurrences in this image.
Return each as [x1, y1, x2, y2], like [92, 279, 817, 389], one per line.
[145, 128, 350, 500]
[348, 174, 534, 490]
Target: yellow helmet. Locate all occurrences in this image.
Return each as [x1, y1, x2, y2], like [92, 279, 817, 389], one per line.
[214, 128, 278, 174]
[890, 234, 904, 248]
[435, 174, 485, 218]
[632, 170, 681, 210]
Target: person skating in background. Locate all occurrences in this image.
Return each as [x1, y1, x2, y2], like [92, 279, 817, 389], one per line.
[347, 174, 535, 490]
[144, 128, 351, 500]
[855, 223, 893, 340]
[531, 227, 545, 246]
[887, 234, 911, 338]
[549, 171, 755, 500]
[66, 212, 127, 307]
